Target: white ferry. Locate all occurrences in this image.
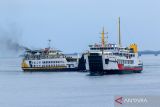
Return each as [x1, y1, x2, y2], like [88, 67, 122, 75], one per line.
[84, 18, 143, 75]
[21, 43, 80, 71]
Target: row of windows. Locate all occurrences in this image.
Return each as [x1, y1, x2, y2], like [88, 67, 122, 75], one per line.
[104, 53, 135, 58]
[42, 61, 64, 64]
[113, 53, 135, 57]
[117, 60, 134, 64]
[91, 47, 115, 50]
[30, 61, 64, 64]
[32, 64, 65, 67]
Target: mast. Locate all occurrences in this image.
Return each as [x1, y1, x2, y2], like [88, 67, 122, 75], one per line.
[101, 27, 105, 47]
[118, 17, 122, 47]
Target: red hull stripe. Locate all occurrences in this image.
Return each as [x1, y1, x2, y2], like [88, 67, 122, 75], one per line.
[121, 68, 143, 71]
[118, 64, 143, 71]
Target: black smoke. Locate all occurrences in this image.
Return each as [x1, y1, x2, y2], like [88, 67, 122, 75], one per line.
[0, 24, 27, 56]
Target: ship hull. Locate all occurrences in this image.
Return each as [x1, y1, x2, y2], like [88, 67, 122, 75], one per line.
[22, 67, 78, 72]
[86, 54, 143, 76]
[89, 69, 142, 76]
[89, 67, 143, 75]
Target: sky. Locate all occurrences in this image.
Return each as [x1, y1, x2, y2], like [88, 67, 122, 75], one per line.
[0, 0, 160, 53]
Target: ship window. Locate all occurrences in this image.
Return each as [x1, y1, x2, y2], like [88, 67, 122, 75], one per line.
[119, 53, 122, 56]
[105, 59, 109, 64]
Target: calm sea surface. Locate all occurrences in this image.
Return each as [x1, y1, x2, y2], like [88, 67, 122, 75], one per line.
[0, 55, 160, 107]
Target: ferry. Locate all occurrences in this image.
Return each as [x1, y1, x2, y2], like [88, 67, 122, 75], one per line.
[84, 18, 143, 75]
[21, 41, 80, 71]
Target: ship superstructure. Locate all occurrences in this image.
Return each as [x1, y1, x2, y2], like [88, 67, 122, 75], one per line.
[21, 44, 79, 71]
[84, 18, 143, 75]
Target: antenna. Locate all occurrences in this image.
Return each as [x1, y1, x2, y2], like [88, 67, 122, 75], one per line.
[48, 39, 51, 48]
[118, 17, 122, 47]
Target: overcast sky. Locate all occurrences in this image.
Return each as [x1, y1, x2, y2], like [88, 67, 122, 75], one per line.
[0, 0, 160, 53]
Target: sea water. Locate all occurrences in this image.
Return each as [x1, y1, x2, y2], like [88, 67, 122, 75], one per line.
[0, 55, 160, 107]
